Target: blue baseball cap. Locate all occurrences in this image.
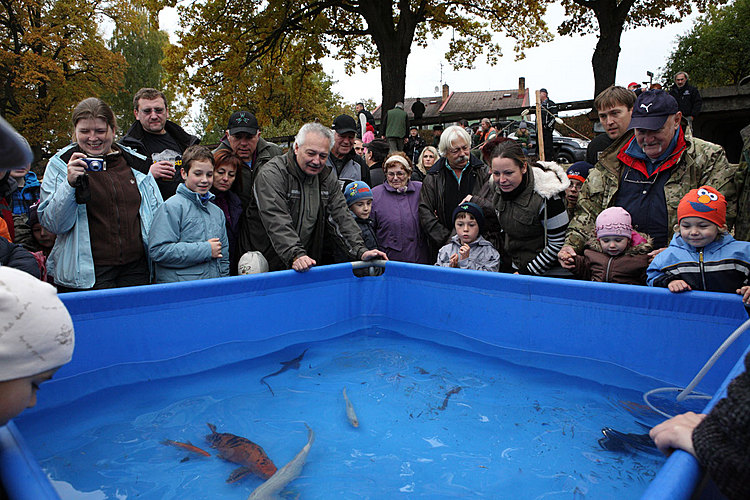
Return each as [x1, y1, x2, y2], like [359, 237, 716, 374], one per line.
[628, 90, 679, 131]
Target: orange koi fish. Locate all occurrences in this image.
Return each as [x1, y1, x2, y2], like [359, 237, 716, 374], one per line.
[161, 439, 211, 457]
[205, 423, 278, 483]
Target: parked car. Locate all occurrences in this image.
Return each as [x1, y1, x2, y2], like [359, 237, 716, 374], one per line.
[501, 120, 589, 164]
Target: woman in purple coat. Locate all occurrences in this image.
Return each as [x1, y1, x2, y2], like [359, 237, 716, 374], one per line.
[371, 152, 430, 264]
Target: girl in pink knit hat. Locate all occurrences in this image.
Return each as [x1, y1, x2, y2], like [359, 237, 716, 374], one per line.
[568, 206, 653, 284]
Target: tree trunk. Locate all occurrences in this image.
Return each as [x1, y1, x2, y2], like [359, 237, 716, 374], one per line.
[360, 1, 417, 112]
[379, 49, 409, 113]
[584, 0, 636, 99]
[591, 18, 624, 98]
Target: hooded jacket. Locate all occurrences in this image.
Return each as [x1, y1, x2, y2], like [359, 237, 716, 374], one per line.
[9, 171, 40, 215]
[489, 161, 569, 275]
[647, 232, 750, 291]
[326, 149, 371, 190]
[573, 231, 653, 284]
[418, 154, 489, 259]
[148, 183, 229, 283]
[240, 149, 368, 271]
[566, 125, 738, 253]
[435, 234, 500, 272]
[38, 144, 162, 289]
[213, 135, 283, 209]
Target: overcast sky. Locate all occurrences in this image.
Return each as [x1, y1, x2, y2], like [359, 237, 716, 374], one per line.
[159, 4, 700, 116]
[319, 5, 699, 107]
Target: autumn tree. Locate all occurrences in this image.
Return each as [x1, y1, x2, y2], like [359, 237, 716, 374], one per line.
[105, 8, 171, 125]
[164, 4, 342, 139]
[0, 0, 126, 160]
[167, 0, 549, 119]
[557, 0, 726, 98]
[661, 0, 750, 88]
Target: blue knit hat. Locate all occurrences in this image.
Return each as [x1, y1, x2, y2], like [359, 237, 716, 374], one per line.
[452, 201, 486, 233]
[344, 181, 373, 206]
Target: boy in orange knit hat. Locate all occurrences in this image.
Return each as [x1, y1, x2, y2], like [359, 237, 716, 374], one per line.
[647, 186, 750, 305]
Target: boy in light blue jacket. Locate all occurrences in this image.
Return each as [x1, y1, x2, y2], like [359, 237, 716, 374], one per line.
[148, 145, 229, 283]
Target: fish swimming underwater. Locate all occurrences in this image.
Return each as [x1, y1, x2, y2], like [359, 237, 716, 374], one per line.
[343, 387, 359, 428]
[205, 423, 278, 483]
[161, 439, 211, 457]
[260, 348, 308, 396]
[247, 424, 315, 500]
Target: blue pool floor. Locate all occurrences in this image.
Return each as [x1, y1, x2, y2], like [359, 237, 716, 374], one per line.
[14, 328, 706, 499]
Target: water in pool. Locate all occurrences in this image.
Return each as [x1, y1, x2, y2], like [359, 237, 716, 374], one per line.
[15, 328, 704, 499]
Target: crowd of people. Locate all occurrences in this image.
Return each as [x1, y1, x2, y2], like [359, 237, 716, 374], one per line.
[0, 83, 743, 298]
[0, 72, 749, 498]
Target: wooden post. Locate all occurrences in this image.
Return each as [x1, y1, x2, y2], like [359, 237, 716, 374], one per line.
[535, 89, 545, 161]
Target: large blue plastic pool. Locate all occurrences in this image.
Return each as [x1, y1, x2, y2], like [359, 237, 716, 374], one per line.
[1, 262, 748, 499]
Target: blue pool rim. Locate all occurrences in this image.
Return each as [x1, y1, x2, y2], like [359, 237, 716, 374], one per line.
[1, 261, 748, 499]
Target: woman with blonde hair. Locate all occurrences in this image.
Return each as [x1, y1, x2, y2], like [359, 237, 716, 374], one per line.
[412, 146, 439, 182]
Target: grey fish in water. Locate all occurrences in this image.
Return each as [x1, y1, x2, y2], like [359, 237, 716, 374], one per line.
[260, 348, 308, 396]
[343, 387, 359, 428]
[247, 424, 315, 500]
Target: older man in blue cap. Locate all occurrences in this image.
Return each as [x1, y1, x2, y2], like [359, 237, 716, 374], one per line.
[559, 89, 738, 268]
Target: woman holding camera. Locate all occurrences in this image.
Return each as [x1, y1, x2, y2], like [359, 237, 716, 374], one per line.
[38, 97, 163, 291]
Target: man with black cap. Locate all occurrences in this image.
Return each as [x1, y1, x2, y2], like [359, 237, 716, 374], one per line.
[213, 110, 282, 209]
[538, 88, 558, 161]
[559, 89, 737, 268]
[326, 114, 371, 191]
[121, 88, 200, 200]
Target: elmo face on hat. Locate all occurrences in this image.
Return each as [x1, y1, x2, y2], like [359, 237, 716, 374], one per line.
[677, 186, 726, 228]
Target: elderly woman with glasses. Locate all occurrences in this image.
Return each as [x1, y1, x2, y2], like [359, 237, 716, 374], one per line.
[371, 152, 430, 264]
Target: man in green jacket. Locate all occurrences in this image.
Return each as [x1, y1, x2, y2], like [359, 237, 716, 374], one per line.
[239, 122, 387, 272]
[559, 90, 738, 268]
[382, 102, 409, 153]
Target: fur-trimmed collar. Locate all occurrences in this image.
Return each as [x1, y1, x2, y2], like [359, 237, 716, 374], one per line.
[531, 161, 570, 198]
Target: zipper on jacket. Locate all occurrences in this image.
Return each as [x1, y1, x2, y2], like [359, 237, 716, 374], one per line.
[699, 249, 706, 290]
[107, 172, 124, 263]
[605, 256, 613, 282]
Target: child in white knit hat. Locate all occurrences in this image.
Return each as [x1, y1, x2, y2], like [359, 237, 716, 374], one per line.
[0, 266, 74, 426]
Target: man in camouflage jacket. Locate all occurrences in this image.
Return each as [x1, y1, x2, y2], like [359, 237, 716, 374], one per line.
[560, 91, 738, 261]
[735, 123, 750, 242]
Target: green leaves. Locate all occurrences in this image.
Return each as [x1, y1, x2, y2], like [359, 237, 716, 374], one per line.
[661, 0, 750, 87]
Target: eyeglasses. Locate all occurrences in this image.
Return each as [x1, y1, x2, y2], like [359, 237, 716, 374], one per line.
[447, 145, 469, 155]
[622, 166, 661, 195]
[140, 107, 165, 115]
[386, 171, 407, 178]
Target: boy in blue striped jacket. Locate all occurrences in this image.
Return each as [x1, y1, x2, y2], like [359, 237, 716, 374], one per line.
[647, 186, 750, 306]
